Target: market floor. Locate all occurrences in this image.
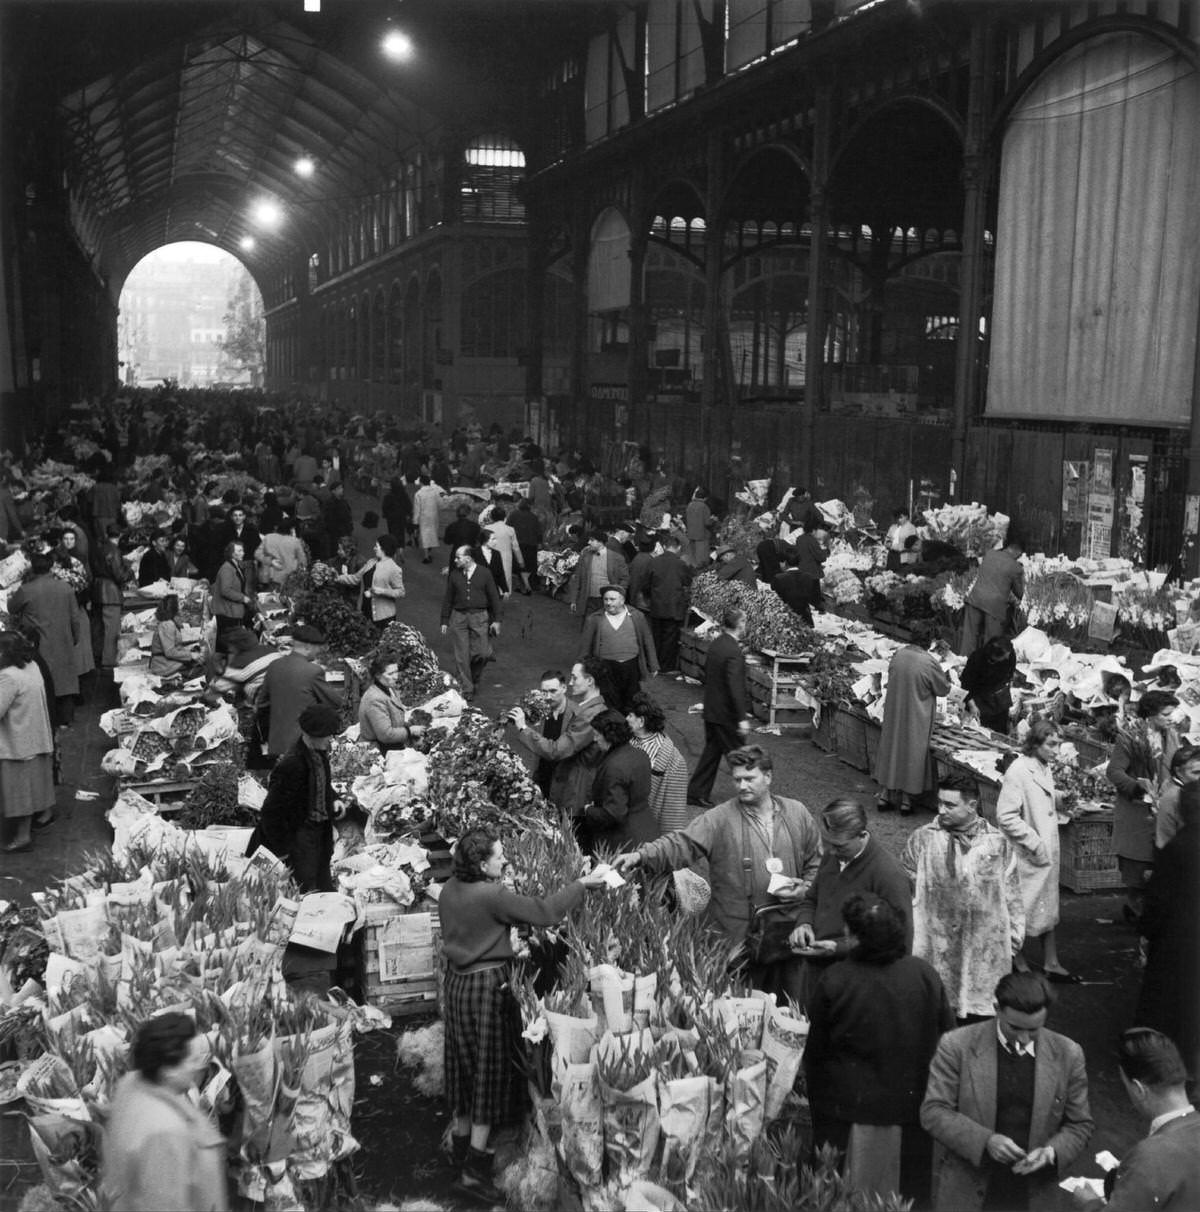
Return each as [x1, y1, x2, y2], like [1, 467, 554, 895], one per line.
[0, 533, 1147, 1210]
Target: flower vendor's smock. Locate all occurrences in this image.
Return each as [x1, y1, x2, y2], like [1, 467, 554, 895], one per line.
[996, 753, 1061, 935]
[902, 818, 1024, 1018]
[873, 645, 951, 797]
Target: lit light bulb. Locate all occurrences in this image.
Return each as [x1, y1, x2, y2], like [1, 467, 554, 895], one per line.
[381, 29, 413, 61]
[252, 199, 283, 228]
[294, 156, 315, 179]
[239, 236, 256, 252]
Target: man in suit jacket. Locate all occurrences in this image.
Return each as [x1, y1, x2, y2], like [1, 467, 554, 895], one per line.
[961, 536, 1026, 654]
[509, 658, 607, 817]
[921, 972, 1094, 1212]
[773, 548, 822, 627]
[1088, 1028, 1200, 1211]
[567, 530, 629, 619]
[646, 534, 691, 673]
[257, 625, 343, 757]
[687, 608, 751, 806]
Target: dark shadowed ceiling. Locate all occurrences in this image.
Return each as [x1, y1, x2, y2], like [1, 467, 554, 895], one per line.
[3, 0, 614, 287]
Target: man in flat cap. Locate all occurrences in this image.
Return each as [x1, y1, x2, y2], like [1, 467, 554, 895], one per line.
[256, 624, 343, 757]
[577, 583, 658, 713]
[248, 702, 345, 892]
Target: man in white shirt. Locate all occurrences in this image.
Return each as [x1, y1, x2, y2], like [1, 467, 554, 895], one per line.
[921, 972, 1094, 1211]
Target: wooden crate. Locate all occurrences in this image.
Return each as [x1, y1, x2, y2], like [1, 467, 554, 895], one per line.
[747, 649, 813, 728]
[679, 630, 711, 682]
[118, 779, 197, 815]
[360, 903, 443, 1018]
[864, 718, 882, 769]
[1059, 812, 1122, 893]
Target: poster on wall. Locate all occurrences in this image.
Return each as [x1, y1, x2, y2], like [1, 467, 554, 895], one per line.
[1062, 461, 1089, 523]
[1093, 448, 1114, 492]
[1084, 520, 1112, 560]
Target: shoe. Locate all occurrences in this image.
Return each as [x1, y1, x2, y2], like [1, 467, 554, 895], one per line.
[898, 805, 914, 816]
[1, 841, 32, 853]
[32, 813, 55, 830]
[688, 797, 715, 808]
[875, 795, 896, 812]
[456, 1148, 502, 1205]
[422, 556, 432, 564]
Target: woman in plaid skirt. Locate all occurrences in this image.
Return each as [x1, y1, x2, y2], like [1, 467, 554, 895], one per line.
[439, 827, 609, 1202]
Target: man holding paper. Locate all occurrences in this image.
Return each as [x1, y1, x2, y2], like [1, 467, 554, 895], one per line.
[614, 744, 821, 994]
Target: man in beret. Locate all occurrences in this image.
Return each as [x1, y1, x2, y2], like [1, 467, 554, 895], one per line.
[248, 703, 345, 892]
[256, 624, 343, 757]
[578, 583, 658, 713]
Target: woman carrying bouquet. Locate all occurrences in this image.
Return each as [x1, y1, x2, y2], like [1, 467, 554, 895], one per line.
[439, 828, 609, 1203]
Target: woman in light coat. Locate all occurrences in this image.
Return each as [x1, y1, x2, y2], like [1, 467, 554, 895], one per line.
[484, 509, 523, 598]
[0, 631, 55, 852]
[357, 653, 425, 753]
[101, 1012, 228, 1212]
[996, 717, 1074, 981]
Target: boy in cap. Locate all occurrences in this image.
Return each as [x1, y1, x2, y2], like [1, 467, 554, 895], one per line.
[248, 703, 345, 892]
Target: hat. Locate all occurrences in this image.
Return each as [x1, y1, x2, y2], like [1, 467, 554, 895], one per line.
[289, 623, 326, 645]
[713, 545, 736, 559]
[599, 584, 626, 598]
[298, 704, 341, 738]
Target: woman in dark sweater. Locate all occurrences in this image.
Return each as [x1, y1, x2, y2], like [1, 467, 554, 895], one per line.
[958, 634, 1017, 734]
[581, 710, 655, 856]
[438, 827, 607, 1202]
[804, 892, 954, 1205]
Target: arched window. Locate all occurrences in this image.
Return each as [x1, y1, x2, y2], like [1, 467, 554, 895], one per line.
[372, 289, 386, 379]
[388, 284, 404, 383]
[460, 135, 526, 223]
[461, 268, 526, 358]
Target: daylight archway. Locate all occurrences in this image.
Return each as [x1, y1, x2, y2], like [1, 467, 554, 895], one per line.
[118, 242, 264, 388]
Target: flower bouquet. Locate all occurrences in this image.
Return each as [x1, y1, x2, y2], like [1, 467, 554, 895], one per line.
[920, 502, 1010, 558]
[689, 572, 814, 655]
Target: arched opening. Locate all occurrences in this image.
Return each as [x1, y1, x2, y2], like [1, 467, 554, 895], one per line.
[403, 278, 421, 410]
[460, 135, 527, 223]
[645, 181, 707, 396]
[388, 283, 404, 385]
[587, 207, 632, 356]
[721, 147, 811, 398]
[825, 101, 965, 410]
[117, 241, 264, 388]
[372, 288, 386, 380]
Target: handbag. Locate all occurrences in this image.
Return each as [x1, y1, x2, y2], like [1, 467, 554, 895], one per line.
[744, 902, 804, 967]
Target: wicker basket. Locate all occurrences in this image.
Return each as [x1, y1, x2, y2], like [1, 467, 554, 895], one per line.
[1059, 813, 1122, 893]
[833, 707, 870, 772]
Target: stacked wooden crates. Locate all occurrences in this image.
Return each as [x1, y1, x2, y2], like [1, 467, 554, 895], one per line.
[745, 650, 814, 729]
[359, 828, 453, 1017]
[360, 904, 442, 1017]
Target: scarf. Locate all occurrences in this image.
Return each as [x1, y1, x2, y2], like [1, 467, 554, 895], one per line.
[938, 813, 988, 878]
[303, 743, 332, 824]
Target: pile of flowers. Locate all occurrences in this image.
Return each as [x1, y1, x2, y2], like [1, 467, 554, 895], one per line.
[426, 709, 554, 838]
[3, 847, 377, 1210]
[823, 537, 883, 574]
[538, 549, 579, 593]
[920, 502, 1009, 558]
[689, 572, 815, 655]
[496, 824, 815, 1212]
[375, 620, 454, 702]
[822, 567, 865, 605]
